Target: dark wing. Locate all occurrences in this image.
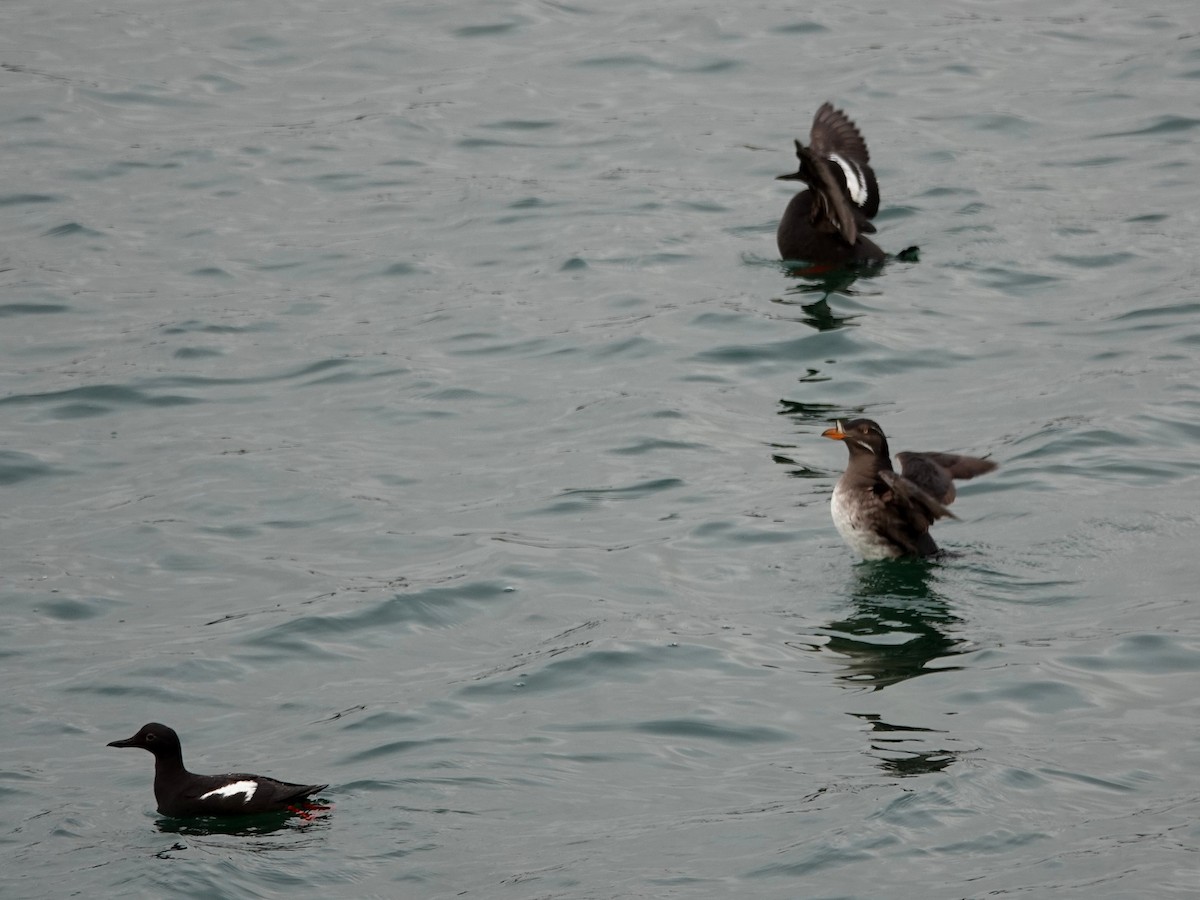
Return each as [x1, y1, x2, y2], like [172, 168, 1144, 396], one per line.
[797, 142, 863, 245]
[878, 470, 957, 556]
[178, 773, 327, 816]
[853, 160, 880, 221]
[809, 103, 880, 220]
[250, 777, 328, 812]
[897, 452, 997, 506]
[810, 103, 871, 164]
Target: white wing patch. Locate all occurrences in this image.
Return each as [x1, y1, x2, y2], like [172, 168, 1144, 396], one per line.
[200, 780, 258, 803]
[828, 153, 868, 207]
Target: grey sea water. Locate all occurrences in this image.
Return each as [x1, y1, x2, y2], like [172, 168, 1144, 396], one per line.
[3, 0, 1199, 897]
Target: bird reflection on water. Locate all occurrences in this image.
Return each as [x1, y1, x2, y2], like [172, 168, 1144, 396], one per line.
[153, 806, 331, 840]
[801, 560, 972, 777]
[823, 559, 967, 691]
[771, 244, 920, 332]
[771, 268, 867, 332]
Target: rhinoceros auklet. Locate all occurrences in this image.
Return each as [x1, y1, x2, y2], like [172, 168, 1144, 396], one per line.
[821, 418, 997, 559]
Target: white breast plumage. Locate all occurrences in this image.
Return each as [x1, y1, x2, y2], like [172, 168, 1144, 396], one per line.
[830, 483, 900, 560]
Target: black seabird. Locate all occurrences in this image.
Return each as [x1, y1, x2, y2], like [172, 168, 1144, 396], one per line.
[108, 722, 328, 818]
[776, 103, 886, 266]
[821, 418, 996, 559]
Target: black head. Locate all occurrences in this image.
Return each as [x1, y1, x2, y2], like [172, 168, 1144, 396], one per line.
[108, 722, 182, 757]
[821, 418, 892, 460]
[776, 139, 815, 184]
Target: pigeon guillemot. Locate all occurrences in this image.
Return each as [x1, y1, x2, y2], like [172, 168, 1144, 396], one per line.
[108, 722, 328, 818]
[821, 418, 997, 559]
[776, 103, 886, 266]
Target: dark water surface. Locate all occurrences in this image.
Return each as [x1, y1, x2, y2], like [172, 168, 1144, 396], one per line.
[3, 0, 1199, 897]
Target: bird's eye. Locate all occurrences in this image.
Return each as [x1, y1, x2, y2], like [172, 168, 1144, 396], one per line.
[146, 734, 157, 743]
